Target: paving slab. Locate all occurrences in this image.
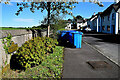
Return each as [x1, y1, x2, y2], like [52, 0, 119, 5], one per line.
[62, 43, 120, 79]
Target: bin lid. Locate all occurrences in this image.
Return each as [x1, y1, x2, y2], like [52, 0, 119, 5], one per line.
[70, 31, 83, 35]
[60, 30, 83, 35]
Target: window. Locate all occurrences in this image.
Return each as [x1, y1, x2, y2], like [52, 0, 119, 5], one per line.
[107, 26, 110, 31]
[102, 26, 105, 31]
[112, 13, 115, 20]
[108, 15, 110, 21]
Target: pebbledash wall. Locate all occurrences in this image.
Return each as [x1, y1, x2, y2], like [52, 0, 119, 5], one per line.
[0, 29, 47, 74]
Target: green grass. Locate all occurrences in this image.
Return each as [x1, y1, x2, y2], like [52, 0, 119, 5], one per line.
[0, 27, 27, 30]
[2, 46, 64, 78]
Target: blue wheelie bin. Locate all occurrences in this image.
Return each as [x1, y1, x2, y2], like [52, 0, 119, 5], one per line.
[70, 31, 83, 48]
[59, 30, 83, 48]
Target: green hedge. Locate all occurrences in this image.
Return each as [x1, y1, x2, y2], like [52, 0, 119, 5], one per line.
[23, 46, 64, 78]
[12, 37, 59, 69]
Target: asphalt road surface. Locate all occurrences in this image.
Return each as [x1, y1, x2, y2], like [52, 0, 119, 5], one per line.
[82, 33, 119, 66]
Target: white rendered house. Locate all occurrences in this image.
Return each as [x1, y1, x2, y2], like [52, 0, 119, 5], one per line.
[65, 20, 72, 30]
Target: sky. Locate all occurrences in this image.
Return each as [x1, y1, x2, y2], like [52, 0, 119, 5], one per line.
[0, 1, 115, 27]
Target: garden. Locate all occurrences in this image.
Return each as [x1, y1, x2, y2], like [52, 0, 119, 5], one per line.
[1, 34, 64, 79]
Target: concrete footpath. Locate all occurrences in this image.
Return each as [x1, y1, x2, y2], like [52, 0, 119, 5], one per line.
[62, 42, 119, 79]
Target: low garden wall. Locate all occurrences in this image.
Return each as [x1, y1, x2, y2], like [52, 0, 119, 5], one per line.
[0, 29, 47, 74]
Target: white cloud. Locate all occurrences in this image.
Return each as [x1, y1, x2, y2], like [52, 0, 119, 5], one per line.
[13, 18, 35, 22]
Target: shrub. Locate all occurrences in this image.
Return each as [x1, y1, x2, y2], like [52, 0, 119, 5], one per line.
[11, 37, 58, 70]
[8, 41, 18, 53]
[2, 33, 18, 54]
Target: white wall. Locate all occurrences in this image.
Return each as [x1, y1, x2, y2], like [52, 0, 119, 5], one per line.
[66, 23, 71, 29]
[115, 12, 119, 34]
[77, 23, 82, 29]
[82, 22, 87, 27]
[117, 8, 120, 30]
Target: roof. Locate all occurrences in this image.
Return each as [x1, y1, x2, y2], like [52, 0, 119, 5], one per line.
[98, 12, 103, 15]
[87, 1, 120, 20]
[113, 1, 120, 11]
[101, 1, 120, 16]
[89, 14, 98, 20]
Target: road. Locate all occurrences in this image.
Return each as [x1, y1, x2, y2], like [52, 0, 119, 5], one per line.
[63, 43, 119, 78]
[82, 33, 120, 66]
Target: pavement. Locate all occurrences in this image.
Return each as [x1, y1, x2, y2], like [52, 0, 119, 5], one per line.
[62, 42, 120, 79]
[82, 33, 120, 66]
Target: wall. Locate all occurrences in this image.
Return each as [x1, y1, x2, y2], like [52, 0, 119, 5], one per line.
[118, 9, 120, 31]
[81, 22, 87, 27]
[98, 15, 102, 32]
[0, 29, 47, 74]
[66, 23, 71, 29]
[77, 23, 82, 29]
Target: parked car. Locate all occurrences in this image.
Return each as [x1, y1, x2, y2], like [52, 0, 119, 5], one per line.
[85, 27, 91, 31]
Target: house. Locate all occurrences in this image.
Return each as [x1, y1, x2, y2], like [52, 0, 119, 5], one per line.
[65, 19, 72, 30]
[89, 1, 120, 34]
[65, 15, 86, 30]
[78, 19, 88, 30]
[77, 19, 83, 29]
[100, 1, 120, 34]
[97, 12, 102, 32]
[87, 13, 98, 31]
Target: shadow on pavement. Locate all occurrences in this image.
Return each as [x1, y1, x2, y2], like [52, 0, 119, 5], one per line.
[82, 31, 120, 44]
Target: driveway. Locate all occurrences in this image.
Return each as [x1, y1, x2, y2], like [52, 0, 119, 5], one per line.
[82, 33, 120, 66]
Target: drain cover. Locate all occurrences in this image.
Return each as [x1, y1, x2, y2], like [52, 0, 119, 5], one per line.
[87, 61, 112, 69]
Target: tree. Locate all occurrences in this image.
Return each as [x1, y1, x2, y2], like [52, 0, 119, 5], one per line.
[76, 15, 83, 20]
[15, 2, 77, 37]
[0, 0, 104, 37]
[41, 13, 65, 25]
[14, 1, 104, 37]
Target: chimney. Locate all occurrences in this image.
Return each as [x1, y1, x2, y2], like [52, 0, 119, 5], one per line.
[93, 12, 95, 15]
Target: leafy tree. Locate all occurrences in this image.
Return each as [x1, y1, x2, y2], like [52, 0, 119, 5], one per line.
[15, 2, 77, 37]
[41, 13, 65, 25]
[76, 15, 83, 20]
[0, 0, 104, 37]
